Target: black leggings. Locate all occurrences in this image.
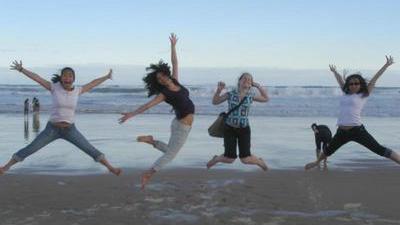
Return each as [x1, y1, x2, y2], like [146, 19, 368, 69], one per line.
[223, 124, 251, 159]
[324, 125, 392, 158]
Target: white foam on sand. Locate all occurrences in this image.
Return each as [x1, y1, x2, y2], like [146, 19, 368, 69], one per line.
[150, 209, 199, 223]
[206, 179, 245, 188]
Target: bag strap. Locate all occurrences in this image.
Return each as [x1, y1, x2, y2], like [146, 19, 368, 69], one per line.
[225, 95, 247, 117]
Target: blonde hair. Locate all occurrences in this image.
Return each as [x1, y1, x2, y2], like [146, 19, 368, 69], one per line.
[237, 72, 253, 90]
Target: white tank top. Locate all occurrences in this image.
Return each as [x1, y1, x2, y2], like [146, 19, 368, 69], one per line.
[337, 93, 368, 126]
[49, 82, 81, 123]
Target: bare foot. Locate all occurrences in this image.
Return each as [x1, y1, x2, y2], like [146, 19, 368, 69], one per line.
[206, 155, 218, 169]
[258, 158, 268, 171]
[0, 167, 6, 175]
[109, 167, 122, 176]
[305, 161, 319, 170]
[137, 135, 155, 145]
[141, 169, 155, 190]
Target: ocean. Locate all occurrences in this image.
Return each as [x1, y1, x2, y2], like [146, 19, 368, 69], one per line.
[0, 85, 399, 174]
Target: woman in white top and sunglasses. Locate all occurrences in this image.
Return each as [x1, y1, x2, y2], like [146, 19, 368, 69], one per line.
[305, 56, 400, 170]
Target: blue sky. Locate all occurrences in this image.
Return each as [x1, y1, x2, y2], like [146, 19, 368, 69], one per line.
[1, 0, 399, 85]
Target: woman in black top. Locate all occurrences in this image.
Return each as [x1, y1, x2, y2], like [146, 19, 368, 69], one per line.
[119, 33, 194, 190]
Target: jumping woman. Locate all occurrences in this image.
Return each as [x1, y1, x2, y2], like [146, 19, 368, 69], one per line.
[119, 33, 194, 189]
[305, 56, 400, 170]
[206, 73, 269, 171]
[0, 61, 121, 176]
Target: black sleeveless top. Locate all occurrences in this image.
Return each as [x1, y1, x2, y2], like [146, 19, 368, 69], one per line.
[160, 83, 195, 119]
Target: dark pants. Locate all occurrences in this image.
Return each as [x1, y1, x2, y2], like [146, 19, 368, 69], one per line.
[315, 136, 331, 158]
[324, 125, 392, 158]
[223, 124, 251, 159]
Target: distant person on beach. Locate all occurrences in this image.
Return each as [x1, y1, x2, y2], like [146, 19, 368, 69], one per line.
[24, 98, 29, 115]
[32, 97, 40, 112]
[305, 56, 400, 170]
[119, 33, 194, 189]
[206, 73, 269, 171]
[0, 61, 121, 176]
[311, 123, 331, 165]
[24, 98, 30, 140]
[32, 97, 41, 134]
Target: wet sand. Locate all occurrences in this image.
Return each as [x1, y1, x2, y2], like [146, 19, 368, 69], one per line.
[1, 168, 400, 225]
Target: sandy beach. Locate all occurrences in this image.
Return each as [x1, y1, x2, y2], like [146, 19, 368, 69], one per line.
[1, 168, 399, 225]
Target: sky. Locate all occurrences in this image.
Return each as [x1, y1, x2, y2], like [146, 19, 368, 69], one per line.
[1, 0, 399, 86]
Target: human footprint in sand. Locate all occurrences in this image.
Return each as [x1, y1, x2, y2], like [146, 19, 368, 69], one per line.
[0, 61, 121, 176]
[119, 33, 194, 190]
[206, 73, 269, 171]
[305, 56, 400, 170]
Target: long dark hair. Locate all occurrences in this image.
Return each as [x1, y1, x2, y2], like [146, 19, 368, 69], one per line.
[342, 74, 369, 97]
[142, 60, 178, 97]
[51, 67, 75, 83]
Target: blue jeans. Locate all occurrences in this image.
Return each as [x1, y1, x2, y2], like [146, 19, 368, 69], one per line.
[12, 122, 105, 162]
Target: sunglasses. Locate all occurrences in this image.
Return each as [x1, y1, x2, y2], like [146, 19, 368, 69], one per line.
[349, 82, 360, 86]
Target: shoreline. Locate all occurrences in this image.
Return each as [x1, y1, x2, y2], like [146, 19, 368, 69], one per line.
[6, 156, 399, 176]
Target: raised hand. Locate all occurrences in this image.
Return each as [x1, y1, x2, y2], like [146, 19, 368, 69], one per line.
[118, 112, 134, 124]
[170, 33, 179, 80]
[329, 64, 337, 73]
[252, 81, 269, 102]
[106, 69, 113, 80]
[367, 55, 396, 93]
[385, 55, 394, 67]
[169, 33, 178, 46]
[10, 60, 23, 72]
[329, 64, 345, 88]
[217, 81, 226, 92]
[252, 81, 261, 88]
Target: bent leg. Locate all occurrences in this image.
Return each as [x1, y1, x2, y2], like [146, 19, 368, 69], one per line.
[62, 125, 105, 161]
[151, 119, 191, 171]
[12, 122, 59, 162]
[305, 128, 350, 170]
[240, 155, 268, 171]
[353, 126, 393, 158]
[206, 154, 236, 169]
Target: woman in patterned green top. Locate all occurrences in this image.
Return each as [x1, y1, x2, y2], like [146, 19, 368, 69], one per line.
[207, 73, 269, 170]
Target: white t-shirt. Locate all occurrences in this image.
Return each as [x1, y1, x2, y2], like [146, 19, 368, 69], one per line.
[337, 93, 368, 126]
[49, 82, 81, 123]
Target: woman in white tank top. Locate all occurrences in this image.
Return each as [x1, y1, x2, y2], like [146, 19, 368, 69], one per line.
[0, 61, 121, 176]
[305, 56, 400, 170]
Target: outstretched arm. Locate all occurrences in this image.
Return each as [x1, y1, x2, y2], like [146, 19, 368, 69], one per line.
[329, 64, 345, 89]
[118, 94, 166, 124]
[80, 69, 113, 94]
[170, 33, 179, 81]
[212, 81, 229, 105]
[252, 82, 269, 102]
[10, 60, 51, 91]
[368, 55, 394, 94]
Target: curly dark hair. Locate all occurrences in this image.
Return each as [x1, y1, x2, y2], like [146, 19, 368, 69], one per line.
[342, 74, 369, 97]
[51, 67, 75, 83]
[143, 60, 177, 97]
